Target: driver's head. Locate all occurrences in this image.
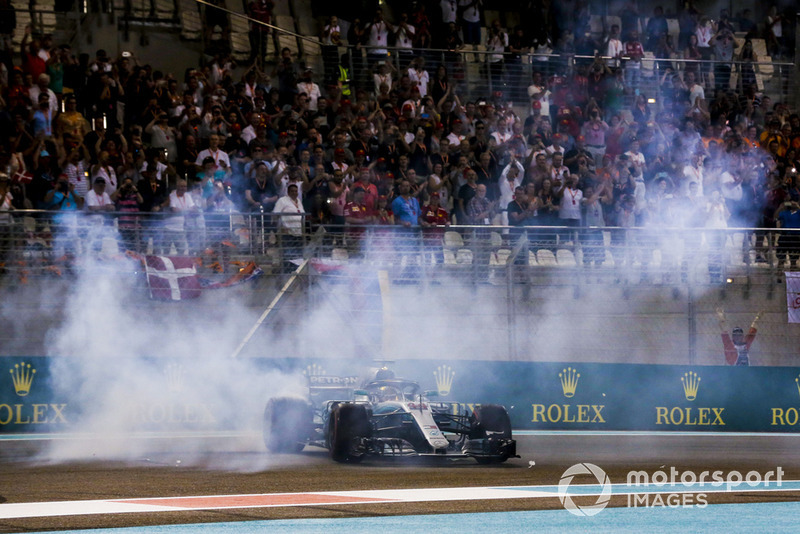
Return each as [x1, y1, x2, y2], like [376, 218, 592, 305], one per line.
[379, 386, 400, 401]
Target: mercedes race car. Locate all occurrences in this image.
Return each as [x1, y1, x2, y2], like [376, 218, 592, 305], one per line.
[262, 367, 518, 463]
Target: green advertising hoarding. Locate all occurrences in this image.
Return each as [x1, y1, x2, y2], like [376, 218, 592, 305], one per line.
[2, 357, 800, 434]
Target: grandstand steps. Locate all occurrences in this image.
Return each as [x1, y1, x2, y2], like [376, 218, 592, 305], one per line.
[666, 18, 679, 47]
[302, 39, 322, 71]
[484, 9, 499, 26]
[229, 12, 248, 33]
[230, 31, 251, 60]
[12, 12, 32, 48]
[57, 3, 204, 74]
[588, 15, 604, 41]
[274, 13, 299, 56]
[291, 0, 315, 37]
[228, 9, 251, 60]
[178, 0, 202, 39]
[271, 0, 289, 18]
[110, 0, 180, 32]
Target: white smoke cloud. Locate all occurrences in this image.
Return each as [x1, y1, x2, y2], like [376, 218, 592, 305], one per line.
[33, 213, 754, 466]
[37, 241, 309, 470]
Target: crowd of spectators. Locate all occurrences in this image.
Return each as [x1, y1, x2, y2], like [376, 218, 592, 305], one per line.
[0, 1, 798, 274]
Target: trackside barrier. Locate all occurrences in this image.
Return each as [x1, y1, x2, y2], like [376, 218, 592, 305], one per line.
[3, 357, 800, 434]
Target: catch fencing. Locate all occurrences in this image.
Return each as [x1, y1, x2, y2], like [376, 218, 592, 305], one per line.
[0, 210, 798, 366]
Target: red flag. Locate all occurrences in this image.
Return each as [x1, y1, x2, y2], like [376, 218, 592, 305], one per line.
[12, 171, 33, 184]
[145, 256, 202, 301]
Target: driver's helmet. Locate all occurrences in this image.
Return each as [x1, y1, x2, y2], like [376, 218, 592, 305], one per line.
[378, 385, 401, 401]
[375, 367, 395, 381]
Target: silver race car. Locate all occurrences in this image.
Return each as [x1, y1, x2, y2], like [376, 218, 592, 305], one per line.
[263, 367, 517, 463]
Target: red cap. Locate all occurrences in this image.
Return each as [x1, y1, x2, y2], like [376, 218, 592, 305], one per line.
[435, 122, 444, 129]
[430, 192, 440, 198]
[453, 118, 462, 124]
[355, 149, 366, 156]
[334, 148, 345, 155]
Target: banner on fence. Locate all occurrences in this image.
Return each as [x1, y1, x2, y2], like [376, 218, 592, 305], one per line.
[786, 272, 800, 323]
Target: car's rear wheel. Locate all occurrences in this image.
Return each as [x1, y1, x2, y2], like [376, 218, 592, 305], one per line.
[329, 403, 371, 463]
[263, 397, 312, 453]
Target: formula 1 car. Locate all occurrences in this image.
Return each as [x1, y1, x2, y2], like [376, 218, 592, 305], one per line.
[262, 367, 517, 464]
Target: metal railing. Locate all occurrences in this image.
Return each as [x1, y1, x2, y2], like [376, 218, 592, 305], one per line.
[1, 209, 798, 285]
[332, 49, 794, 112]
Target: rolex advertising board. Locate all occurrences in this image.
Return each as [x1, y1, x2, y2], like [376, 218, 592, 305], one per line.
[291, 359, 800, 433]
[3, 357, 800, 434]
[0, 358, 69, 432]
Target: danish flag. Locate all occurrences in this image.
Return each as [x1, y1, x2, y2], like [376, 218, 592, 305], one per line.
[145, 256, 202, 301]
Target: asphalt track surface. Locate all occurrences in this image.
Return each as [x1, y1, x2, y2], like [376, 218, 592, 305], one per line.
[3, 432, 800, 533]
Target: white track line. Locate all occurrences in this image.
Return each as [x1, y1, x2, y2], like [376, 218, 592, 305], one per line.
[3, 482, 800, 520]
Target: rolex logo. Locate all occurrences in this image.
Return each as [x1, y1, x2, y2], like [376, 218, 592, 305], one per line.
[165, 363, 185, 393]
[10, 362, 36, 397]
[681, 372, 701, 401]
[433, 365, 455, 396]
[559, 367, 580, 398]
[304, 364, 326, 377]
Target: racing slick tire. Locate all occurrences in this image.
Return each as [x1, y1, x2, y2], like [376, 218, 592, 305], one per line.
[471, 404, 513, 464]
[329, 403, 371, 463]
[263, 397, 312, 453]
[473, 404, 512, 438]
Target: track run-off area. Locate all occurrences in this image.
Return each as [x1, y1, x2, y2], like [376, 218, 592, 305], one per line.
[4, 431, 800, 532]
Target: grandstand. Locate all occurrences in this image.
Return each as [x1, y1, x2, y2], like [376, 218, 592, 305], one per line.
[0, 0, 799, 365]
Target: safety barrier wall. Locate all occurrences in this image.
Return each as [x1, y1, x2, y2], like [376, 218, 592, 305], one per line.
[3, 357, 800, 434]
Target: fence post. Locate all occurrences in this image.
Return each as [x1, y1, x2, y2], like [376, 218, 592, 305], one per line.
[687, 259, 696, 365]
[795, 12, 800, 111]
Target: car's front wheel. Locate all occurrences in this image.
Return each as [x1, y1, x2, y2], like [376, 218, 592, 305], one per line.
[471, 404, 513, 464]
[329, 403, 371, 463]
